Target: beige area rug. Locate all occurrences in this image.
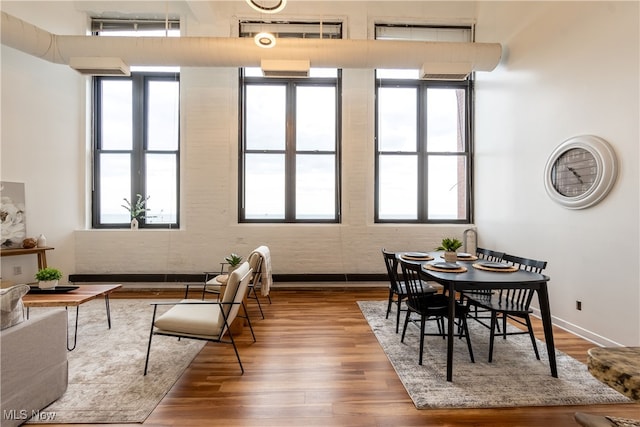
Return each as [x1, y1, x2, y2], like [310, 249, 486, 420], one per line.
[26, 299, 206, 424]
[358, 300, 633, 409]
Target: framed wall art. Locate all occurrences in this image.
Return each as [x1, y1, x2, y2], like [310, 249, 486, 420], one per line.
[1, 182, 27, 248]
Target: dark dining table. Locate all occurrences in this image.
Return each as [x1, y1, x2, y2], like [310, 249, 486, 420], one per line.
[397, 251, 556, 382]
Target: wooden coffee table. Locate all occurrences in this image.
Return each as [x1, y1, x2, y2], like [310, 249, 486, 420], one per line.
[23, 284, 122, 350]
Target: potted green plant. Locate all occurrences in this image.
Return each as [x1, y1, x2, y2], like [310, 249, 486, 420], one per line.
[436, 237, 463, 263]
[121, 194, 150, 229]
[224, 253, 243, 273]
[35, 267, 63, 289]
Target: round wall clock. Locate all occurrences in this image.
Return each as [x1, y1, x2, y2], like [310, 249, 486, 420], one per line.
[543, 135, 618, 209]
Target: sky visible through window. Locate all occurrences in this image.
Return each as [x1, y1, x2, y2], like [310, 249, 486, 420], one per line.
[378, 85, 466, 220]
[243, 74, 337, 220]
[98, 28, 179, 225]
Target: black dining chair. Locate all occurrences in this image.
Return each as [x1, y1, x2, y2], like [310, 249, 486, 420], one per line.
[466, 253, 547, 362]
[460, 247, 506, 328]
[476, 247, 505, 262]
[381, 249, 438, 333]
[399, 259, 474, 365]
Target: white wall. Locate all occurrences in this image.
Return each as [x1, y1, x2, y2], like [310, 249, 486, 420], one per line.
[1, 1, 638, 346]
[1, 1, 86, 284]
[474, 1, 639, 346]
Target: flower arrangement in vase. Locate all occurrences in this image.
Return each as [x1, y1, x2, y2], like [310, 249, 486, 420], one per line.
[436, 237, 463, 263]
[35, 267, 63, 289]
[121, 194, 150, 229]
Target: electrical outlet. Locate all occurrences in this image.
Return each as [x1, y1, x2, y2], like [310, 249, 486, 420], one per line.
[13, 266, 22, 275]
[576, 300, 582, 311]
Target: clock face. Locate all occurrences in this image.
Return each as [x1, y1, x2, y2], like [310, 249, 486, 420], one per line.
[550, 147, 597, 197]
[544, 135, 617, 209]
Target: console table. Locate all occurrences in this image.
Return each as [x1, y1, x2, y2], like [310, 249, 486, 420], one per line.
[0, 246, 54, 269]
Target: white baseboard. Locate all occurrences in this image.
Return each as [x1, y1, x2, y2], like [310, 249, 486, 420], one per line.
[530, 307, 622, 347]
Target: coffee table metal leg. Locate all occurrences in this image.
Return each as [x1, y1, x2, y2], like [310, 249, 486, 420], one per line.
[104, 295, 112, 329]
[67, 306, 80, 351]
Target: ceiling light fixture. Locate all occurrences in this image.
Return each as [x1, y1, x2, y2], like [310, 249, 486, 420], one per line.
[245, 0, 287, 14]
[254, 32, 276, 48]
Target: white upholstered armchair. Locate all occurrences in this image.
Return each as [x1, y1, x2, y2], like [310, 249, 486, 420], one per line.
[144, 262, 255, 375]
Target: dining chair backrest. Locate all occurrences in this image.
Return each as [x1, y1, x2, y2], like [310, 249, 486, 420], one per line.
[499, 254, 547, 308]
[502, 254, 547, 273]
[218, 262, 252, 336]
[399, 260, 443, 308]
[476, 247, 505, 262]
[382, 249, 402, 293]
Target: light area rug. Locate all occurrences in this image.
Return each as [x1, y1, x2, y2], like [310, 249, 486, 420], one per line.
[26, 298, 206, 424]
[358, 300, 633, 409]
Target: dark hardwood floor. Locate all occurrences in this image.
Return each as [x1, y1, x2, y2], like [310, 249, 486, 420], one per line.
[35, 286, 639, 427]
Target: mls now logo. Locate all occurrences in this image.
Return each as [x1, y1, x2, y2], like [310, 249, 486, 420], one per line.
[3, 409, 56, 421]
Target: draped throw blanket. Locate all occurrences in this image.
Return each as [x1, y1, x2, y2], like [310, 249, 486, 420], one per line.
[252, 245, 272, 296]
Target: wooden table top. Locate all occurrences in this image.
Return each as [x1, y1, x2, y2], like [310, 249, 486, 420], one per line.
[22, 284, 122, 307]
[0, 246, 54, 256]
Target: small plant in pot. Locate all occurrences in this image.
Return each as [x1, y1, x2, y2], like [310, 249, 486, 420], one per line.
[35, 267, 63, 289]
[436, 238, 463, 263]
[224, 253, 243, 273]
[121, 194, 150, 229]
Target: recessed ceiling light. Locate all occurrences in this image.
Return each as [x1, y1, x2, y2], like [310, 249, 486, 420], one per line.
[255, 32, 276, 48]
[245, 0, 287, 14]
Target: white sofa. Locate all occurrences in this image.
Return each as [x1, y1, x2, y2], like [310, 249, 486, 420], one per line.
[1, 309, 68, 426]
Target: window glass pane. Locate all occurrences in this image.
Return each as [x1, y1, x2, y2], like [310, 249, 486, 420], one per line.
[245, 67, 337, 78]
[147, 80, 179, 151]
[146, 154, 177, 223]
[378, 87, 417, 152]
[101, 80, 132, 150]
[240, 22, 342, 39]
[378, 155, 417, 220]
[309, 68, 338, 78]
[296, 154, 335, 219]
[244, 67, 263, 77]
[375, 26, 471, 42]
[246, 85, 286, 150]
[96, 22, 180, 73]
[375, 25, 471, 82]
[101, 29, 179, 37]
[427, 88, 466, 152]
[428, 155, 467, 220]
[376, 69, 419, 80]
[297, 86, 335, 151]
[245, 154, 285, 219]
[99, 153, 131, 223]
